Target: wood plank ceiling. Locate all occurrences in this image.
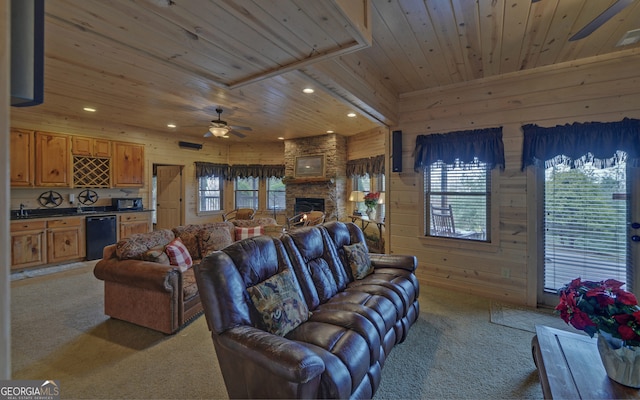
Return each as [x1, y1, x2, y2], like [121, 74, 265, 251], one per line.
[10, 0, 640, 142]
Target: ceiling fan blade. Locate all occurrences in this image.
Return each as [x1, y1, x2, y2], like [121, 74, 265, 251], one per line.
[569, 0, 635, 41]
[230, 130, 247, 139]
[229, 125, 253, 131]
[203, 131, 212, 138]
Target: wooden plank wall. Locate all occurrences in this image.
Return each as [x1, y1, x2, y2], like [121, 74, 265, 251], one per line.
[391, 48, 640, 306]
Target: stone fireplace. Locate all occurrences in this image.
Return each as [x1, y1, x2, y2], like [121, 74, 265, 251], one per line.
[284, 134, 347, 220]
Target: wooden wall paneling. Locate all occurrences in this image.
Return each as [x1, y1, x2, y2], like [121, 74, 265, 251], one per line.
[346, 126, 386, 160]
[392, 51, 640, 305]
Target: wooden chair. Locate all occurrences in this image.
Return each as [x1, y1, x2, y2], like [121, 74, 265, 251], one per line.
[430, 204, 456, 236]
[286, 211, 325, 230]
[222, 208, 255, 222]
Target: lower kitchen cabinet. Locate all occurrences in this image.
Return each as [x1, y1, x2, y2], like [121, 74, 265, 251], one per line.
[119, 212, 151, 240]
[10, 220, 47, 270]
[47, 217, 85, 264]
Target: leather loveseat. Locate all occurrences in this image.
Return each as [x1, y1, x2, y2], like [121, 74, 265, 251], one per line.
[194, 221, 419, 398]
[94, 218, 277, 334]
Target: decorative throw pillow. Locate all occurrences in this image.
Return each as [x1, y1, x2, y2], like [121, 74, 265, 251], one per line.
[198, 224, 234, 257]
[344, 242, 373, 280]
[164, 237, 193, 271]
[247, 269, 309, 336]
[235, 226, 264, 241]
[141, 245, 170, 265]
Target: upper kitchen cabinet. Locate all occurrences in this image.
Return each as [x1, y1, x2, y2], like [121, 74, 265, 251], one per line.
[10, 129, 34, 187]
[35, 131, 71, 187]
[72, 136, 111, 157]
[112, 141, 145, 187]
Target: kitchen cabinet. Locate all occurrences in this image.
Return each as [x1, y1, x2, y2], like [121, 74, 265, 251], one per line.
[72, 136, 111, 157]
[112, 142, 145, 187]
[11, 220, 47, 270]
[10, 129, 34, 187]
[47, 217, 85, 264]
[119, 212, 151, 240]
[35, 131, 71, 187]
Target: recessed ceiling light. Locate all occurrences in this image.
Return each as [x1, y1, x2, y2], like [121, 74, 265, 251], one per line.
[167, 123, 176, 128]
[277, 137, 285, 140]
[326, 130, 334, 134]
[83, 107, 96, 112]
[303, 88, 314, 94]
[347, 112, 356, 118]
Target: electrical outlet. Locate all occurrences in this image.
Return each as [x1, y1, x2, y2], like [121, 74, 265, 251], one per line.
[501, 267, 510, 279]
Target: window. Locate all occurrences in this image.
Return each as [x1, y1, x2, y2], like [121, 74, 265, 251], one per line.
[267, 177, 286, 210]
[235, 177, 259, 209]
[198, 175, 223, 212]
[543, 154, 629, 292]
[424, 159, 489, 241]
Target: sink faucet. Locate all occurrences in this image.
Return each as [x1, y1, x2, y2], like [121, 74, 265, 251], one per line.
[77, 203, 83, 214]
[18, 203, 28, 217]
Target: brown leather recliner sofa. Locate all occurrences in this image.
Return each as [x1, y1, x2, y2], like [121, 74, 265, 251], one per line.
[194, 221, 419, 399]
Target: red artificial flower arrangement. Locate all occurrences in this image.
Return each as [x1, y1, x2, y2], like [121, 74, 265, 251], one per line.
[363, 192, 380, 209]
[556, 278, 640, 346]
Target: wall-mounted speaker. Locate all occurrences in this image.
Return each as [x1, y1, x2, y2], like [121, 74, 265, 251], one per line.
[11, 0, 44, 107]
[178, 141, 203, 150]
[392, 130, 402, 172]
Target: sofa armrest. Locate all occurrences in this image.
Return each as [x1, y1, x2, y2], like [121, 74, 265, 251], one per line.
[94, 257, 180, 292]
[369, 254, 417, 272]
[218, 325, 325, 384]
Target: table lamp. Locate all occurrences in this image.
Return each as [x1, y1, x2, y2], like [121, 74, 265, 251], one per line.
[349, 190, 365, 215]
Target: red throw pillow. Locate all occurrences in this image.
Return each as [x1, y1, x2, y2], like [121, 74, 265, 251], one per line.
[235, 226, 264, 241]
[164, 237, 193, 271]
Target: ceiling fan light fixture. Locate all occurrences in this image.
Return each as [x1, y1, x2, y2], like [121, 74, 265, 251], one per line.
[209, 125, 230, 137]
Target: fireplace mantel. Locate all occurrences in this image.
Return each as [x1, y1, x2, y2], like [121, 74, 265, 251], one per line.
[283, 177, 333, 184]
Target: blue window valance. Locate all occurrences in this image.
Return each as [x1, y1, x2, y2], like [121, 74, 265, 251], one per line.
[413, 127, 505, 171]
[521, 118, 640, 170]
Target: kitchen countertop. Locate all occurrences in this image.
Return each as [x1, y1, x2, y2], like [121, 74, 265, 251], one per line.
[11, 207, 153, 221]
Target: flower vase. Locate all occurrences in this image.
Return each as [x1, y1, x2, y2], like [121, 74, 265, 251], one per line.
[597, 332, 640, 388]
[366, 208, 376, 220]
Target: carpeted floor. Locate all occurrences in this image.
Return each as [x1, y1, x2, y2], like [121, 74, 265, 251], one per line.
[11, 263, 545, 399]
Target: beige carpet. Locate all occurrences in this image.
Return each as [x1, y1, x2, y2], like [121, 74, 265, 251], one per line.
[11, 263, 544, 399]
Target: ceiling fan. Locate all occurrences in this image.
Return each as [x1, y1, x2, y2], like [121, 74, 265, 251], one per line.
[532, 0, 635, 41]
[204, 108, 252, 139]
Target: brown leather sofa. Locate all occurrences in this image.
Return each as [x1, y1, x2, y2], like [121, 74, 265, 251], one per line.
[195, 221, 419, 398]
[94, 218, 278, 334]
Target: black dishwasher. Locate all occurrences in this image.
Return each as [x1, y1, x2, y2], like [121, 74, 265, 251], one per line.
[86, 215, 117, 260]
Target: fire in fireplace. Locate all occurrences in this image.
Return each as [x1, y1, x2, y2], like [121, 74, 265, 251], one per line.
[295, 197, 325, 213]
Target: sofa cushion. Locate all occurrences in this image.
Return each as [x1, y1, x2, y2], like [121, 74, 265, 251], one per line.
[141, 245, 170, 265]
[115, 229, 175, 260]
[172, 225, 204, 259]
[232, 217, 277, 227]
[247, 269, 309, 336]
[235, 226, 264, 241]
[344, 242, 373, 279]
[182, 268, 199, 302]
[165, 237, 193, 271]
[199, 223, 234, 257]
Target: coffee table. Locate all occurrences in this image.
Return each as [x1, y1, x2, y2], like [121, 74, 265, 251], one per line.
[531, 325, 640, 399]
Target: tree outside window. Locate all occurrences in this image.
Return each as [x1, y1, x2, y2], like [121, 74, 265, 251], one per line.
[267, 177, 285, 210]
[235, 177, 259, 209]
[198, 175, 223, 212]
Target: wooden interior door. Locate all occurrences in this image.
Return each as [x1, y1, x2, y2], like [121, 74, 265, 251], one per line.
[156, 165, 183, 230]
